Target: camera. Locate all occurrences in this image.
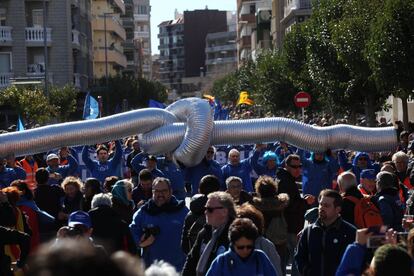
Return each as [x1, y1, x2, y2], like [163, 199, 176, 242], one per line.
[142, 225, 160, 240]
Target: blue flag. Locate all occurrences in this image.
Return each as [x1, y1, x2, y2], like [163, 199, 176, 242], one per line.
[214, 99, 222, 120]
[148, 99, 166, 109]
[83, 92, 99, 120]
[17, 116, 24, 131]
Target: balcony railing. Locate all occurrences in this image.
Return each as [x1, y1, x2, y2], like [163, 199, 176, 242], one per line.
[133, 14, 149, 22]
[72, 29, 80, 48]
[205, 44, 237, 54]
[73, 73, 81, 89]
[134, 31, 150, 38]
[25, 27, 52, 44]
[0, 26, 13, 45]
[27, 63, 45, 75]
[0, 73, 13, 89]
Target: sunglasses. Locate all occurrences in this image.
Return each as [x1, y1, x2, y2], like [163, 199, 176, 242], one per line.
[288, 164, 302, 169]
[235, 244, 254, 250]
[204, 206, 224, 213]
[207, 151, 215, 154]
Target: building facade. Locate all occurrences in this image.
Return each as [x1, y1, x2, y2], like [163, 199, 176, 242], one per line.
[271, 0, 312, 49]
[91, 0, 126, 79]
[133, 0, 152, 79]
[205, 31, 237, 77]
[0, 0, 93, 91]
[237, 0, 272, 65]
[158, 9, 227, 96]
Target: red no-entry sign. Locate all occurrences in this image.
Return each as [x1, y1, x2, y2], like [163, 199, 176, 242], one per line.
[294, 91, 311, 108]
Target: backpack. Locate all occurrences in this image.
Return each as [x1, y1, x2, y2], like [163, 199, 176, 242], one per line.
[344, 196, 383, 228]
[264, 215, 288, 245]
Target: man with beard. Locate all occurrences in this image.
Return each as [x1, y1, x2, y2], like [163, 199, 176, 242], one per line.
[129, 177, 188, 271]
[295, 189, 356, 276]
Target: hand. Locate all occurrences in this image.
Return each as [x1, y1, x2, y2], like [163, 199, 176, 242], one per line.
[139, 234, 155, 248]
[385, 228, 397, 245]
[59, 147, 69, 158]
[304, 194, 316, 205]
[356, 228, 372, 245]
[137, 200, 145, 208]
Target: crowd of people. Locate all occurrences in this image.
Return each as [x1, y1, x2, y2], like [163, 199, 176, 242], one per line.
[0, 121, 414, 276]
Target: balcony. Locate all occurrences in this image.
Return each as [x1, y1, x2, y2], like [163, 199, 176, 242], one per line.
[240, 14, 256, 24]
[284, 0, 312, 20]
[111, 0, 126, 14]
[134, 31, 150, 38]
[72, 29, 81, 49]
[73, 73, 81, 89]
[239, 35, 251, 49]
[206, 44, 237, 54]
[0, 73, 13, 89]
[134, 14, 149, 22]
[93, 17, 126, 41]
[94, 47, 127, 68]
[71, 0, 79, 7]
[206, 57, 237, 65]
[25, 27, 52, 46]
[0, 27, 13, 46]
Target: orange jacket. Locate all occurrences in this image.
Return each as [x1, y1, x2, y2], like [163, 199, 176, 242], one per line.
[20, 159, 39, 190]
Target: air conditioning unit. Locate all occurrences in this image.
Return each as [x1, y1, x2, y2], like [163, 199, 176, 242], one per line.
[257, 9, 272, 24]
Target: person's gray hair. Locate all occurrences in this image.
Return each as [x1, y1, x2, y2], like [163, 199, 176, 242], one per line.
[91, 193, 112, 209]
[337, 171, 357, 192]
[145, 260, 179, 276]
[207, 191, 236, 220]
[225, 176, 243, 188]
[392, 151, 409, 164]
[152, 177, 171, 189]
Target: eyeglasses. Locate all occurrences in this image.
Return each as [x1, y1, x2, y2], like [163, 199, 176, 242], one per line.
[153, 189, 169, 194]
[207, 151, 214, 154]
[235, 244, 254, 250]
[359, 157, 367, 161]
[205, 206, 224, 213]
[288, 164, 302, 169]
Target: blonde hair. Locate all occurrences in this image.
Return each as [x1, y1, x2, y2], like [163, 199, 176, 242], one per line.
[61, 176, 83, 191]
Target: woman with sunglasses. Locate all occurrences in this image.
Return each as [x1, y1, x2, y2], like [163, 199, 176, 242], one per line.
[206, 218, 277, 276]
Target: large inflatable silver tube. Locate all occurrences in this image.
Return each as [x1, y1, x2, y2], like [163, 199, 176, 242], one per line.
[0, 108, 176, 157]
[0, 97, 398, 167]
[140, 118, 397, 154]
[164, 98, 214, 166]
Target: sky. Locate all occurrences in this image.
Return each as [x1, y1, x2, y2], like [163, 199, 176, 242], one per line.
[150, 0, 237, 54]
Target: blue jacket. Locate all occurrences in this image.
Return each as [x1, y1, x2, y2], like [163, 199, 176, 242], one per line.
[130, 152, 165, 179]
[221, 150, 260, 192]
[185, 158, 224, 195]
[338, 151, 379, 181]
[299, 150, 339, 197]
[157, 158, 186, 200]
[82, 140, 122, 184]
[0, 166, 26, 188]
[46, 154, 78, 185]
[295, 217, 356, 276]
[335, 243, 366, 276]
[374, 190, 404, 231]
[129, 196, 189, 270]
[206, 248, 277, 276]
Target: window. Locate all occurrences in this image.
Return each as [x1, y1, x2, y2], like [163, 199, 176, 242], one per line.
[0, 53, 11, 73]
[250, 4, 256, 14]
[137, 5, 147, 15]
[32, 9, 43, 27]
[0, 9, 6, 26]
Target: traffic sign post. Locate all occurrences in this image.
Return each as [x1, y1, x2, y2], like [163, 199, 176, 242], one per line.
[294, 91, 311, 122]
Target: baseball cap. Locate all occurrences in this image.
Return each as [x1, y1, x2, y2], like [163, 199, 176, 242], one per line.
[46, 153, 59, 162]
[360, 169, 376, 180]
[68, 211, 92, 228]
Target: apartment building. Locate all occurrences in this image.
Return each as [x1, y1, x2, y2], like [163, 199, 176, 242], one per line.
[158, 9, 227, 95]
[121, 0, 151, 79]
[91, 0, 127, 79]
[237, 0, 272, 65]
[271, 0, 312, 49]
[0, 0, 93, 91]
[205, 31, 237, 77]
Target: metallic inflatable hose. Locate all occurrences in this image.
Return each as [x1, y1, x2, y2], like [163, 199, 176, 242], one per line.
[0, 98, 398, 167]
